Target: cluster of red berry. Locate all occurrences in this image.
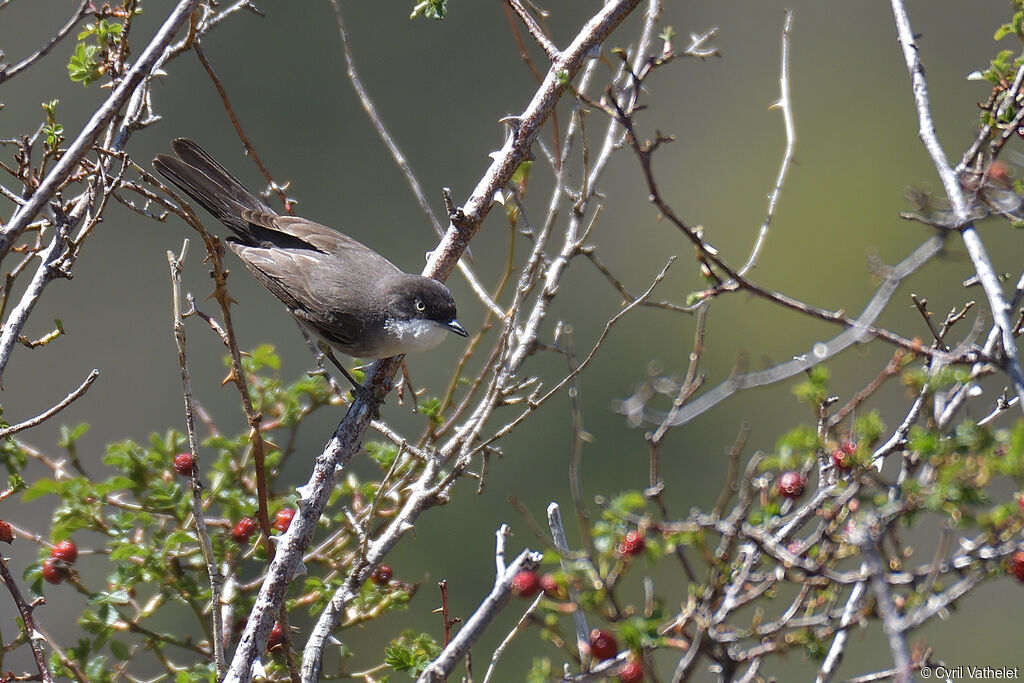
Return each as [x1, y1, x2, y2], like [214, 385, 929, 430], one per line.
[42, 539, 78, 585]
[229, 507, 297, 544]
[831, 441, 857, 471]
[508, 530, 649, 681]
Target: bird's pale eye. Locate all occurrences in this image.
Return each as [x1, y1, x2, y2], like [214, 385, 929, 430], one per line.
[414, 299, 426, 312]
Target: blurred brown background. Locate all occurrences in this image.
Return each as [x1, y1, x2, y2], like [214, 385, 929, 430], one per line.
[0, 0, 1020, 678]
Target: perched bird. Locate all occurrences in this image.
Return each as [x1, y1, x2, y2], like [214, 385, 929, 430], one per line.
[154, 138, 467, 394]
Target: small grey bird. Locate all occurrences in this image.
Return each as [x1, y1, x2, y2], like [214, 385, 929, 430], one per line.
[154, 138, 467, 390]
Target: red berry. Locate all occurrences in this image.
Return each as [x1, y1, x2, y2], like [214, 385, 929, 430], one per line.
[267, 621, 285, 651]
[272, 508, 295, 533]
[371, 565, 393, 586]
[0, 520, 12, 544]
[41, 558, 64, 584]
[173, 452, 194, 476]
[588, 628, 618, 660]
[1010, 551, 1024, 583]
[619, 659, 644, 683]
[831, 442, 856, 471]
[988, 160, 1012, 188]
[231, 517, 257, 543]
[778, 471, 805, 499]
[51, 539, 77, 564]
[617, 530, 646, 557]
[830, 450, 850, 470]
[1017, 494, 1024, 514]
[511, 570, 541, 598]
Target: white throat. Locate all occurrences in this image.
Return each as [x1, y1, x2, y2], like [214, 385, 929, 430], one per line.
[378, 318, 450, 357]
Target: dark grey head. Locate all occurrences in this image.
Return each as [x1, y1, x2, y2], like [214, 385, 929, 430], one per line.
[375, 275, 467, 357]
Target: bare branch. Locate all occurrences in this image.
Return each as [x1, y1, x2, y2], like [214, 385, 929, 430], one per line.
[889, 0, 1024, 413]
[0, 0, 89, 85]
[166, 241, 226, 675]
[504, 0, 560, 62]
[739, 8, 795, 276]
[0, 556, 55, 683]
[418, 547, 543, 682]
[0, 0, 201, 262]
[0, 369, 98, 439]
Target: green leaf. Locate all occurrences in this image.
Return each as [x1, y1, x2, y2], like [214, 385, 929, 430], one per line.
[366, 441, 399, 470]
[59, 422, 90, 449]
[109, 640, 130, 661]
[22, 478, 59, 502]
[527, 658, 554, 683]
[248, 344, 281, 371]
[410, 0, 447, 19]
[90, 589, 131, 606]
[166, 529, 198, 548]
[67, 42, 102, 85]
[8, 473, 26, 493]
[110, 544, 141, 561]
[510, 160, 532, 190]
[416, 397, 443, 425]
[384, 630, 440, 675]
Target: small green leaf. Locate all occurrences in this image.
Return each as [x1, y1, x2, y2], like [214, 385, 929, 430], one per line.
[58, 422, 90, 449]
[410, 0, 447, 19]
[366, 441, 399, 470]
[416, 397, 443, 425]
[67, 42, 102, 85]
[109, 640, 130, 661]
[22, 478, 59, 502]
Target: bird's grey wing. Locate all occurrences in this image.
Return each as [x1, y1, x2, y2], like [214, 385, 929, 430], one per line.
[239, 212, 402, 272]
[226, 241, 377, 350]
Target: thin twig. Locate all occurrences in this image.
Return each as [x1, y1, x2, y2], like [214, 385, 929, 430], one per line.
[0, 369, 98, 439]
[0, 556, 54, 682]
[739, 8, 795, 276]
[547, 503, 589, 655]
[166, 241, 226, 675]
[0, 0, 201, 261]
[504, 0, 560, 62]
[418, 548, 543, 683]
[192, 42, 294, 213]
[0, 0, 90, 85]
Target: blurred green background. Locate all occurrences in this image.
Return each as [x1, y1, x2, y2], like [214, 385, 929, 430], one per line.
[1, 0, 1022, 679]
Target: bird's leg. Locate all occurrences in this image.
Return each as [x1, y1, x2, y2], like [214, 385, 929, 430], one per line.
[297, 323, 379, 414]
[313, 340, 378, 412]
[396, 358, 420, 411]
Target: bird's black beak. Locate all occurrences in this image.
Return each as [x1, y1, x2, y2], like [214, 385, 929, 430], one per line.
[446, 319, 468, 337]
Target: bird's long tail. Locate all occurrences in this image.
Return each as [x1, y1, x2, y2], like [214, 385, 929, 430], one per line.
[153, 138, 274, 236]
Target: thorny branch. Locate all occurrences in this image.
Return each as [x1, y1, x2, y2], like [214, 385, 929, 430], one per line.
[890, 0, 1024, 413]
[417, 528, 543, 683]
[0, 369, 98, 439]
[231, 3, 649, 680]
[167, 241, 226, 675]
[4, 1, 1022, 681]
[579, 7, 1024, 680]
[0, 0, 90, 86]
[0, 555, 54, 683]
